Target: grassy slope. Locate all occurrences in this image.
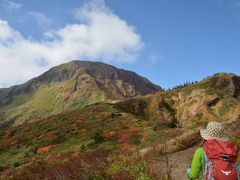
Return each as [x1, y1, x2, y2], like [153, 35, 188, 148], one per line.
[1, 76, 106, 126]
[0, 73, 239, 179]
[0, 61, 162, 129]
[115, 73, 240, 128]
[0, 103, 156, 179]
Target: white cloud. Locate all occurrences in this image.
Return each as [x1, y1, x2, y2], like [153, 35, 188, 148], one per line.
[0, 0, 21, 10]
[28, 11, 53, 28]
[147, 53, 164, 65]
[0, 0, 144, 87]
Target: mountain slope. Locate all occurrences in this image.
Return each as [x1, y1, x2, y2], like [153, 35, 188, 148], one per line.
[0, 73, 239, 179]
[0, 60, 162, 127]
[114, 73, 240, 129]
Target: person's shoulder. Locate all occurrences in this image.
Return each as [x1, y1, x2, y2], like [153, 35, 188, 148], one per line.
[195, 147, 204, 155]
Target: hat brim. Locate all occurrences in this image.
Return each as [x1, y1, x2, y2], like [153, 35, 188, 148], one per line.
[200, 129, 229, 141]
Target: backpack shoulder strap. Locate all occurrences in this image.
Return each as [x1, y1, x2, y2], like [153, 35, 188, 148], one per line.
[202, 152, 207, 179]
[203, 151, 214, 180]
[233, 163, 240, 179]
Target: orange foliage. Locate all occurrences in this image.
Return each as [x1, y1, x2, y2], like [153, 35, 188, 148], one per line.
[47, 151, 77, 161]
[102, 130, 116, 139]
[128, 129, 143, 133]
[64, 157, 71, 162]
[37, 144, 58, 154]
[74, 154, 81, 159]
[55, 152, 61, 158]
[95, 114, 100, 119]
[10, 140, 18, 146]
[102, 114, 110, 120]
[43, 156, 53, 162]
[114, 123, 121, 129]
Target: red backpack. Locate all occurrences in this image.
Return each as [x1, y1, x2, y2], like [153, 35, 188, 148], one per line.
[203, 139, 240, 180]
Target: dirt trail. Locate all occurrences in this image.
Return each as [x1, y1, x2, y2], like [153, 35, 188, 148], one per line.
[163, 146, 197, 180]
[139, 129, 202, 179]
[145, 146, 199, 180]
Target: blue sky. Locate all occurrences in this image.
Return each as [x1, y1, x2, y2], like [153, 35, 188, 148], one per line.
[0, 0, 240, 89]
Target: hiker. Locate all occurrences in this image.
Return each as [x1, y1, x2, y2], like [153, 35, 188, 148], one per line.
[186, 121, 240, 179]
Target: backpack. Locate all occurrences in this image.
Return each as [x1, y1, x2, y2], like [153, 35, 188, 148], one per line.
[203, 139, 240, 180]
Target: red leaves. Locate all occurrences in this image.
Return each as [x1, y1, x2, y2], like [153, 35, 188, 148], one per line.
[115, 129, 143, 143]
[116, 130, 131, 143]
[102, 129, 143, 142]
[116, 129, 143, 150]
[128, 129, 143, 133]
[10, 149, 110, 179]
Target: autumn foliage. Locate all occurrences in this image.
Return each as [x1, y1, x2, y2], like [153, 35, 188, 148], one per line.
[36, 144, 58, 154]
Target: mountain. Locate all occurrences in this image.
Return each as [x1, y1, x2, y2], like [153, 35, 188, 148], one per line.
[115, 73, 240, 128]
[0, 60, 162, 127]
[0, 72, 239, 179]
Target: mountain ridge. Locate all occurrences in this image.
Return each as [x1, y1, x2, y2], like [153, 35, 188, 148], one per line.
[0, 72, 239, 179]
[0, 70, 240, 179]
[114, 72, 240, 128]
[0, 60, 162, 127]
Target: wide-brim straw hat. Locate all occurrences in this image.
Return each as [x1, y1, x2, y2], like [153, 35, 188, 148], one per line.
[200, 121, 229, 141]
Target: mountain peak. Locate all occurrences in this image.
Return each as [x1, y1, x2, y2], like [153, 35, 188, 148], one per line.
[0, 60, 162, 126]
[31, 60, 162, 91]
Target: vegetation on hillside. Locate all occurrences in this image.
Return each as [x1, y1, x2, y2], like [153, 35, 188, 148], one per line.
[0, 72, 239, 179]
[0, 61, 161, 127]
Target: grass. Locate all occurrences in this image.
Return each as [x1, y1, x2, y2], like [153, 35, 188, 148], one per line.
[48, 137, 90, 154]
[1, 77, 108, 126]
[98, 141, 117, 150]
[106, 152, 150, 179]
[0, 103, 147, 171]
[0, 146, 28, 167]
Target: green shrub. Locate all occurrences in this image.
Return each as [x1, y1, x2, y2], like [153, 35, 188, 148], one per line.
[81, 143, 85, 150]
[88, 173, 106, 180]
[13, 161, 20, 167]
[168, 121, 177, 128]
[93, 132, 104, 144]
[29, 146, 38, 154]
[99, 141, 117, 150]
[137, 175, 151, 180]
